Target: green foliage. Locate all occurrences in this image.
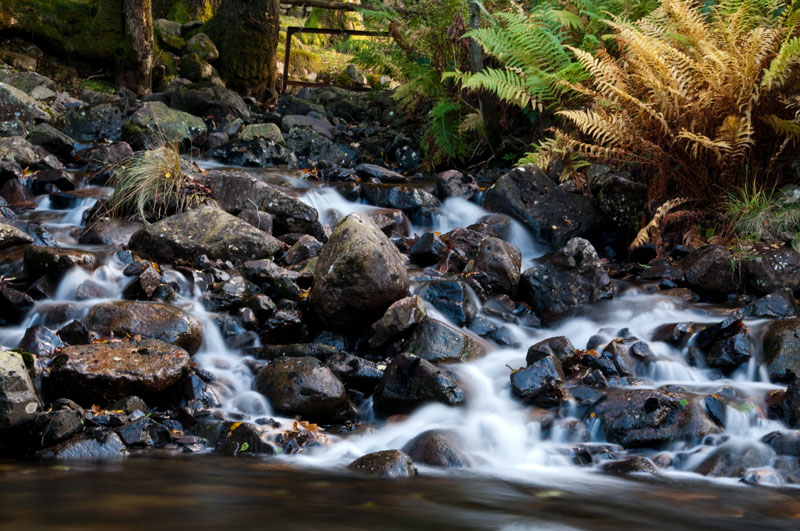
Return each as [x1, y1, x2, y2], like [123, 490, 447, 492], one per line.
[726, 182, 800, 249]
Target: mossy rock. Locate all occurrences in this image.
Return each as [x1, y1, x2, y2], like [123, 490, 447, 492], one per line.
[160, 33, 186, 53]
[241, 123, 283, 144]
[178, 53, 212, 82]
[184, 33, 218, 62]
[122, 101, 207, 149]
[153, 0, 220, 23]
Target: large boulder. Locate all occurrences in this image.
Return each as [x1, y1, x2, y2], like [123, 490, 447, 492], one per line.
[122, 101, 207, 149]
[203, 170, 322, 237]
[128, 205, 282, 263]
[0, 82, 51, 129]
[205, 138, 297, 168]
[401, 430, 470, 468]
[518, 238, 613, 323]
[63, 104, 126, 143]
[483, 165, 600, 248]
[0, 136, 40, 167]
[311, 213, 408, 330]
[253, 356, 353, 424]
[0, 351, 41, 428]
[373, 353, 464, 417]
[681, 245, 737, 300]
[471, 236, 522, 296]
[166, 84, 250, 122]
[0, 222, 33, 249]
[48, 339, 191, 406]
[85, 301, 203, 354]
[744, 247, 800, 296]
[762, 318, 800, 382]
[402, 317, 487, 364]
[348, 450, 417, 478]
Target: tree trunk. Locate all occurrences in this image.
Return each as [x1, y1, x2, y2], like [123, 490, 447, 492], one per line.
[205, 0, 281, 99]
[469, 1, 501, 156]
[119, 0, 154, 95]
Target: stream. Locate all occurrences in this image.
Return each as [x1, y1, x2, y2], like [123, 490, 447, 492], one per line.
[0, 162, 798, 529]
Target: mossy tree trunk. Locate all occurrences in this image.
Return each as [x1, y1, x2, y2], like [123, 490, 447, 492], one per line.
[120, 0, 154, 95]
[204, 0, 280, 99]
[152, 0, 221, 23]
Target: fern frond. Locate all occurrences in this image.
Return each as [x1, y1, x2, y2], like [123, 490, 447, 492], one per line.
[629, 197, 693, 251]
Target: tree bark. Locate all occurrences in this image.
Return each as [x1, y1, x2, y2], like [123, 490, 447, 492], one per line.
[120, 0, 154, 95]
[281, 1, 416, 16]
[469, 1, 501, 156]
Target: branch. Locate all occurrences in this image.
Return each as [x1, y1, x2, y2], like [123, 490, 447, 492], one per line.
[280, 1, 417, 16]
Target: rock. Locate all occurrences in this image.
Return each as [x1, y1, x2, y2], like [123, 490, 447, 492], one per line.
[25, 124, 75, 161]
[694, 441, 772, 477]
[48, 339, 191, 406]
[483, 165, 600, 248]
[253, 356, 353, 424]
[241, 123, 283, 143]
[285, 126, 356, 168]
[122, 266, 162, 301]
[24, 246, 96, 278]
[602, 456, 657, 474]
[0, 71, 53, 95]
[117, 417, 171, 447]
[403, 317, 487, 364]
[761, 431, 800, 456]
[592, 390, 722, 448]
[0, 82, 52, 128]
[57, 320, 91, 346]
[593, 173, 649, 245]
[63, 104, 125, 143]
[30, 168, 76, 194]
[369, 295, 427, 349]
[238, 209, 273, 233]
[203, 170, 321, 237]
[129, 205, 282, 264]
[166, 84, 251, 122]
[0, 221, 33, 249]
[17, 325, 63, 357]
[767, 379, 800, 428]
[519, 238, 613, 323]
[355, 163, 405, 183]
[281, 114, 335, 139]
[360, 184, 441, 226]
[421, 281, 477, 327]
[38, 429, 127, 460]
[373, 353, 464, 416]
[79, 218, 144, 247]
[526, 337, 579, 372]
[0, 351, 40, 428]
[694, 318, 752, 371]
[311, 213, 408, 330]
[155, 18, 182, 38]
[744, 247, 800, 296]
[0, 286, 34, 323]
[402, 429, 469, 467]
[0, 136, 40, 167]
[205, 138, 297, 168]
[741, 291, 797, 319]
[85, 301, 203, 354]
[762, 318, 800, 382]
[31, 408, 84, 448]
[348, 450, 417, 478]
[436, 170, 477, 200]
[185, 33, 219, 62]
[178, 53, 213, 82]
[681, 245, 737, 300]
[409, 232, 447, 266]
[510, 354, 565, 407]
[284, 235, 322, 265]
[123, 101, 207, 149]
[200, 276, 258, 312]
[324, 352, 383, 394]
[78, 142, 134, 180]
[472, 236, 522, 296]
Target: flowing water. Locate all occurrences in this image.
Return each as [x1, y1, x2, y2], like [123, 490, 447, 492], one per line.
[1, 163, 798, 529]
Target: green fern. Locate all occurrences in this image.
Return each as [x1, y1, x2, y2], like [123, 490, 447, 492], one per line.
[424, 98, 472, 165]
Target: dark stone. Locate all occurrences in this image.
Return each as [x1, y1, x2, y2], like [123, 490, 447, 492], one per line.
[0, 286, 34, 324]
[762, 318, 800, 382]
[284, 235, 322, 265]
[436, 227, 485, 273]
[373, 353, 464, 417]
[483, 165, 600, 248]
[285, 126, 356, 168]
[238, 209, 273, 234]
[0, 222, 31, 250]
[200, 276, 259, 312]
[37, 429, 128, 460]
[681, 245, 737, 300]
[403, 317, 487, 364]
[360, 184, 441, 226]
[324, 352, 383, 394]
[402, 430, 469, 467]
[744, 247, 800, 296]
[348, 450, 417, 478]
[421, 280, 477, 327]
[253, 356, 353, 424]
[79, 218, 144, 248]
[435, 170, 477, 200]
[0, 351, 41, 428]
[766, 380, 800, 428]
[26, 124, 75, 161]
[526, 337, 579, 373]
[355, 163, 405, 183]
[409, 232, 447, 266]
[205, 138, 298, 167]
[741, 291, 797, 319]
[510, 354, 565, 407]
[167, 84, 250, 122]
[31, 408, 85, 448]
[369, 295, 427, 349]
[17, 325, 63, 356]
[117, 417, 171, 447]
[761, 431, 800, 456]
[23, 245, 96, 278]
[57, 320, 91, 345]
[122, 266, 162, 300]
[593, 173, 649, 245]
[63, 104, 125, 143]
[651, 322, 695, 347]
[693, 442, 771, 477]
[602, 456, 657, 474]
[694, 319, 751, 371]
[472, 236, 522, 296]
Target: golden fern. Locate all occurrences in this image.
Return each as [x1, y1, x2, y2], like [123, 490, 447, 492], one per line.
[629, 197, 693, 251]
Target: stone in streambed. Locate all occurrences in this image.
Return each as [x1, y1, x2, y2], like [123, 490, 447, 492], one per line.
[37, 429, 128, 460]
[762, 318, 800, 382]
[0, 351, 41, 428]
[471, 236, 522, 296]
[420, 280, 477, 327]
[85, 300, 203, 354]
[24, 245, 97, 278]
[128, 206, 282, 264]
[510, 354, 565, 408]
[48, 339, 191, 406]
[402, 430, 470, 468]
[0, 222, 33, 249]
[402, 317, 487, 364]
[17, 325, 63, 357]
[681, 245, 737, 300]
[373, 353, 464, 417]
[348, 450, 417, 478]
[311, 213, 408, 330]
[122, 101, 207, 149]
[369, 295, 427, 349]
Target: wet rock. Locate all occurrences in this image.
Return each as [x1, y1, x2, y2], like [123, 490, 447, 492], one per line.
[324, 352, 383, 394]
[693, 441, 772, 477]
[421, 281, 477, 327]
[369, 295, 427, 349]
[30, 168, 76, 194]
[85, 301, 203, 354]
[741, 468, 785, 486]
[25, 124, 74, 162]
[79, 218, 144, 248]
[238, 209, 273, 234]
[0, 177, 33, 205]
[241, 123, 283, 143]
[484, 165, 600, 248]
[166, 84, 251, 122]
[0, 136, 41, 167]
[526, 337, 579, 373]
[0, 351, 41, 428]
[403, 317, 487, 364]
[651, 322, 696, 347]
[117, 417, 171, 447]
[519, 238, 613, 323]
[253, 356, 353, 424]
[17, 325, 63, 357]
[409, 232, 447, 266]
[0, 82, 52, 128]
[436, 170, 477, 200]
[741, 291, 797, 319]
[63, 104, 125, 143]
[31, 407, 84, 448]
[348, 450, 417, 478]
[286, 127, 356, 168]
[744, 246, 800, 296]
[681, 245, 737, 300]
[472, 236, 522, 296]
[602, 456, 657, 474]
[593, 389, 722, 448]
[284, 235, 322, 265]
[121, 266, 162, 301]
[129, 205, 282, 264]
[123, 101, 207, 149]
[203, 170, 320, 237]
[311, 213, 408, 330]
[593, 173, 649, 245]
[56, 321, 91, 346]
[38, 429, 127, 460]
[767, 380, 800, 428]
[694, 318, 752, 371]
[281, 114, 334, 139]
[436, 227, 485, 273]
[373, 353, 464, 416]
[510, 354, 565, 407]
[201, 276, 259, 312]
[215, 421, 275, 456]
[355, 163, 404, 183]
[78, 142, 134, 183]
[762, 318, 800, 382]
[762, 431, 800, 456]
[75, 279, 110, 301]
[402, 430, 469, 468]
[23, 246, 96, 278]
[0, 222, 33, 249]
[48, 339, 191, 406]
[178, 53, 213, 82]
[360, 184, 441, 226]
[112, 396, 148, 414]
[0, 285, 33, 323]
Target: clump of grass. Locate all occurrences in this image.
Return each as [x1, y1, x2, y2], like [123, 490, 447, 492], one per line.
[725, 182, 800, 251]
[98, 145, 212, 224]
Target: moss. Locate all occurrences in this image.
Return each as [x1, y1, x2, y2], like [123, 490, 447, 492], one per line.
[154, 48, 178, 77]
[83, 79, 116, 93]
[159, 33, 186, 52]
[166, 0, 217, 24]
